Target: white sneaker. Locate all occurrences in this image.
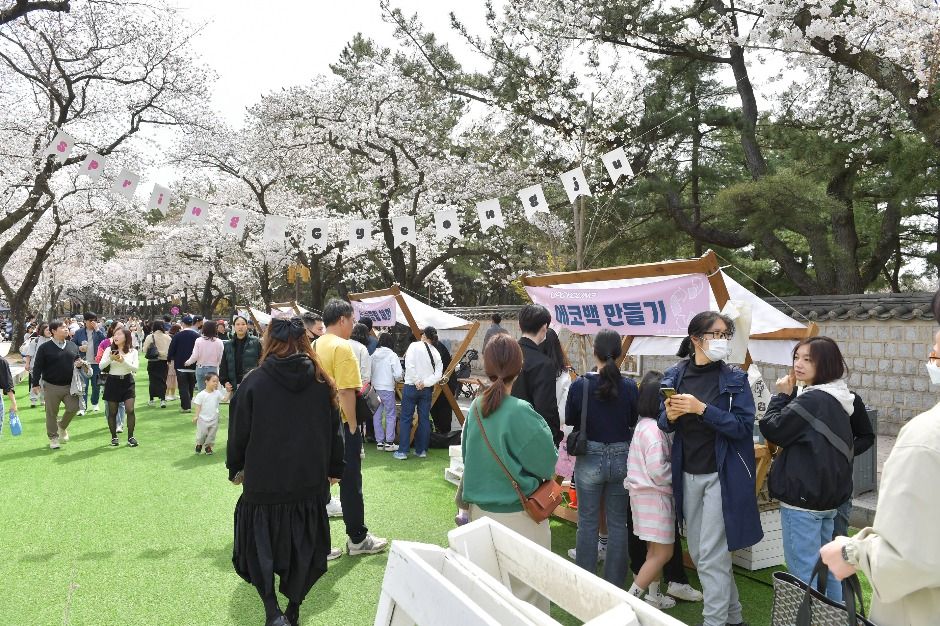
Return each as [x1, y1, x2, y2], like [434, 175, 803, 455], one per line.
[567, 548, 576, 560]
[49, 436, 61, 450]
[116, 425, 123, 433]
[148, 400, 155, 407]
[347, 533, 389, 555]
[667, 582, 704, 602]
[76, 410, 85, 416]
[384, 443, 398, 452]
[91, 404, 99, 413]
[326, 548, 342, 561]
[326, 497, 343, 518]
[566, 543, 606, 561]
[644, 592, 677, 609]
[57, 426, 69, 442]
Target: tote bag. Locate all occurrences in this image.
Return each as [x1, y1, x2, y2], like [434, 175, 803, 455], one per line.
[772, 559, 877, 626]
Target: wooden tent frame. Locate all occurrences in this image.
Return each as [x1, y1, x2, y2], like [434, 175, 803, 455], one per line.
[269, 300, 303, 316]
[348, 284, 480, 425]
[523, 250, 817, 513]
[235, 303, 267, 331]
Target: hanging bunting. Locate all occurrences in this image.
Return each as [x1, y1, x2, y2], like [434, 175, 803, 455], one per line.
[148, 184, 173, 215]
[391, 215, 416, 249]
[476, 198, 505, 232]
[182, 197, 209, 225]
[79, 152, 107, 181]
[110, 167, 140, 201]
[434, 208, 462, 241]
[262, 214, 289, 245]
[303, 219, 330, 252]
[561, 166, 592, 204]
[517, 184, 549, 222]
[222, 207, 249, 239]
[601, 146, 634, 183]
[347, 220, 372, 250]
[43, 130, 76, 164]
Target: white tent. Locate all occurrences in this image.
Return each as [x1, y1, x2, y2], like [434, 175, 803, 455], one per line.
[358, 291, 472, 330]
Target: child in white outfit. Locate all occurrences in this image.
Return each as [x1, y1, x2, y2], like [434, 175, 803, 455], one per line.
[192, 372, 229, 455]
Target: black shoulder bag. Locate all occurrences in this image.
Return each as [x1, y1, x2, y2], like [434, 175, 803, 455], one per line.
[565, 375, 590, 456]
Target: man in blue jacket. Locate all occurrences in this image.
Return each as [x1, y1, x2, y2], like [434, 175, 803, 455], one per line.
[659, 311, 761, 626]
[73, 313, 106, 414]
[167, 315, 200, 412]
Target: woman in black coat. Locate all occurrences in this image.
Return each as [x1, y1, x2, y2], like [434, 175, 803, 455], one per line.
[429, 333, 458, 434]
[227, 316, 345, 626]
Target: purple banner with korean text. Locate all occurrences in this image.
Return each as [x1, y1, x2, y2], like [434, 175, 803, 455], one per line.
[525, 274, 710, 336]
[352, 296, 398, 327]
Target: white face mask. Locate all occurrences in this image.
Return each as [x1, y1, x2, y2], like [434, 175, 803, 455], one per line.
[703, 338, 730, 362]
[926, 361, 940, 385]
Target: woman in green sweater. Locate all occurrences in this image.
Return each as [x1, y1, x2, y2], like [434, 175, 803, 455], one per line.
[461, 333, 558, 613]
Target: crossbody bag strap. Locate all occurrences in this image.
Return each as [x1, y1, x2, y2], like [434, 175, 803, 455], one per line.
[579, 374, 589, 434]
[472, 400, 528, 510]
[788, 401, 853, 464]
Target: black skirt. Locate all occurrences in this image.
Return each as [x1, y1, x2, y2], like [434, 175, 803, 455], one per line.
[232, 495, 330, 604]
[103, 373, 136, 402]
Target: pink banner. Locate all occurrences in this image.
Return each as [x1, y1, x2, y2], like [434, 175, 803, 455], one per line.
[351, 296, 398, 327]
[525, 274, 710, 336]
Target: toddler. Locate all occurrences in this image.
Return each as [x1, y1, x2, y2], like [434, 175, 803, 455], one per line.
[192, 372, 229, 455]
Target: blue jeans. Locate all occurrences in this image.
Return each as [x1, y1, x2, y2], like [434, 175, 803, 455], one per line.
[82, 364, 101, 407]
[574, 441, 630, 587]
[195, 365, 218, 393]
[398, 384, 432, 455]
[834, 498, 852, 537]
[781, 506, 842, 602]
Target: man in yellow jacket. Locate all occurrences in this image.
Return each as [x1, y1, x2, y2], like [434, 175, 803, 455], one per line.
[821, 292, 940, 626]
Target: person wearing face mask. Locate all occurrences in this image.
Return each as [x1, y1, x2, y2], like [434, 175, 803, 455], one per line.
[758, 337, 868, 603]
[819, 290, 940, 626]
[510, 304, 562, 445]
[659, 311, 761, 626]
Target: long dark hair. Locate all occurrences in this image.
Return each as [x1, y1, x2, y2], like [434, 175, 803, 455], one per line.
[677, 311, 735, 358]
[594, 329, 623, 401]
[480, 334, 523, 417]
[350, 323, 370, 346]
[112, 328, 133, 353]
[540, 327, 567, 377]
[259, 323, 338, 408]
[636, 370, 664, 418]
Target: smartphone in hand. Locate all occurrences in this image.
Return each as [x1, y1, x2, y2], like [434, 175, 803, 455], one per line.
[661, 387, 677, 399]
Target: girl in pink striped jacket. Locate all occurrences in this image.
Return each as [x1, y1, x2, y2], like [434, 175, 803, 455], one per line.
[625, 371, 675, 604]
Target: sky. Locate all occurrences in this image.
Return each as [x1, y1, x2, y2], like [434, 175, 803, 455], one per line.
[171, 0, 493, 128]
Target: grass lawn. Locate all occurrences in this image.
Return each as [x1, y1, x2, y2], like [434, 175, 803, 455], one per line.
[0, 370, 870, 625]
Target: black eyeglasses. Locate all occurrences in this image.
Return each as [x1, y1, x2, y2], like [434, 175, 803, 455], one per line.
[700, 331, 733, 340]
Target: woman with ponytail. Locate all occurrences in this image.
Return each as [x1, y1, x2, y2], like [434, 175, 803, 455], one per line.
[461, 334, 558, 614]
[659, 311, 761, 626]
[564, 329, 639, 590]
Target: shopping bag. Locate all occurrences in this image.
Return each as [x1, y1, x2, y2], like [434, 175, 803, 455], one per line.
[9, 410, 22, 436]
[772, 559, 877, 626]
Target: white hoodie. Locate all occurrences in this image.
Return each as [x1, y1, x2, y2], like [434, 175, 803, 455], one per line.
[798, 378, 855, 414]
[370, 346, 403, 391]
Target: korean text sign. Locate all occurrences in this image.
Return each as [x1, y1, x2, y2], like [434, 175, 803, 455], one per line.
[351, 296, 398, 327]
[525, 274, 710, 336]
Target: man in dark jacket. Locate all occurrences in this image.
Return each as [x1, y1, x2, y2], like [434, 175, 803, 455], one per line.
[31, 319, 82, 449]
[73, 312, 106, 413]
[167, 315, 200, 412]
[510, 304, 562, 445]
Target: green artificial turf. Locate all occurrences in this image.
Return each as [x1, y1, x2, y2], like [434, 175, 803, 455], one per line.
[0, 370, 870, 625]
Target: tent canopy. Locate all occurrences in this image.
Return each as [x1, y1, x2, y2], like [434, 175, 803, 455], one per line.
[358, 292, 472, 331]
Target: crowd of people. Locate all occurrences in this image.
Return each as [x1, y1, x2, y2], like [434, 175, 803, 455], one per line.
[4, 294, 939, 626]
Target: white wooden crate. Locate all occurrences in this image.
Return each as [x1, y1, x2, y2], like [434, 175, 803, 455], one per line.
[732, 508, 784, 570]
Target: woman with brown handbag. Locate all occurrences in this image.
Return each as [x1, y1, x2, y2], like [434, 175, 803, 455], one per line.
[460, 333, 559, 613]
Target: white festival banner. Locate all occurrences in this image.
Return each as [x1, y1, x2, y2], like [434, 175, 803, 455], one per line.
[43, 130, 76, 164]
[434, 208, 462, 241]
[303, 219, 330, 252]
[222, 207, 249, 239]
[517, 184, 549, 222]
[560, 166, 592, 204]
[79, 152, 108, 181]
[110, 167, 140, 201]
[348, 220, 372, 250]
[148, 184, 173, 215]
[476, 198, 505, 231]
[392, 215, 416, 249]
[601, 146, 634, 184]
[182, 197, 210, 225]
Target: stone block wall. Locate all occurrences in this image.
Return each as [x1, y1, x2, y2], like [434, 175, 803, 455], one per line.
[446, 317, 938, 436]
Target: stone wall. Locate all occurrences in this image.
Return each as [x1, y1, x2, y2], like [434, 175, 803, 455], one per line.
[445, 317, 938, 436]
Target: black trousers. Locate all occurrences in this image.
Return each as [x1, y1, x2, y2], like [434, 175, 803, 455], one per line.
[340, 425, 368, 544]
[177, 370, 197, 410]
[147, 360, 168, 401]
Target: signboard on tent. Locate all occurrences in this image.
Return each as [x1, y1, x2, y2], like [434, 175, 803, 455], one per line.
[525, 274, 709, 335]
[351, 296, 397, 327]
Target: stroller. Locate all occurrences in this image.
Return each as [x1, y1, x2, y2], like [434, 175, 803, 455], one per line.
[454, 348, 480, 398]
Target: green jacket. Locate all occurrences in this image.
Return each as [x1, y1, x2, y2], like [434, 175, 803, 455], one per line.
[219, 335, 261, 388]
[461, 396, 558, 513]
